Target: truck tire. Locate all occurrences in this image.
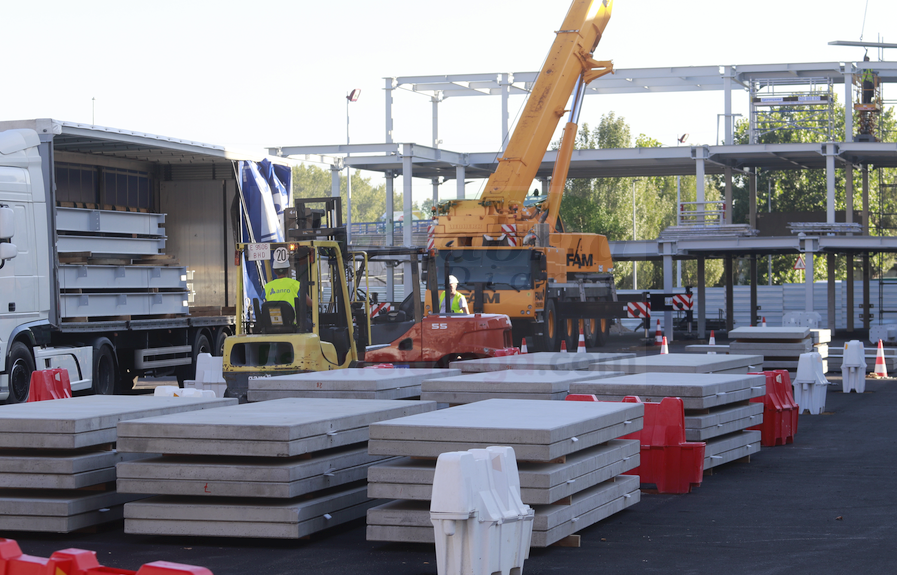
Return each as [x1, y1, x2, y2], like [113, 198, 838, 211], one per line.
[5, 342, 34, 404]
[583, 317, 609, 348]
[563, 316, 580, 352]
[537, 299, 561, 352]
[91, 341, 117, 396]
[213, 328, 230, 357]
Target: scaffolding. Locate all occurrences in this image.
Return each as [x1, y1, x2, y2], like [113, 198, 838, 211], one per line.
[749, 77, 835, 144]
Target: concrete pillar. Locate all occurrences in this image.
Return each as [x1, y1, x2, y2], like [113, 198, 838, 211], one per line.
[456, 166, 465, 199]
[826, 143, 836, 223]
[697, 257, 706, 338]
[844, 70, 854, 141]
[432, 95, 440, 149]
[402, 145, 414, 299]
[384, 78, 396, 143]
[431, 178, 440, 210]
[750, 255, 758, 325]
[847, 254, 855, 332]
[846, 164, 854, 225]
[724, 167, 733, 225]
[749, 169, 757, 229]
[827, 253, 836, 330]
[330, 165, 341, 199]
[695, 153, 705, 204]
[662, 241, 673, 342]
[385, 171, 395, 301]
[805, 252, 815, 313]
[724, 68, 734, 145]
[863, 164, 870, 234]
[725, 255, 734, 332]
[863, 254, 871, 330]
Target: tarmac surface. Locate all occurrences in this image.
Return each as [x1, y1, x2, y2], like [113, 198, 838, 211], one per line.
[3, 331, 894, 575]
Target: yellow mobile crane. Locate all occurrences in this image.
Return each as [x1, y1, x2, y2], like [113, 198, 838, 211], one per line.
[427, 0, 630, 352]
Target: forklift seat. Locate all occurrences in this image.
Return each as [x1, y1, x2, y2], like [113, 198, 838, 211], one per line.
[254, 299, 297, 334]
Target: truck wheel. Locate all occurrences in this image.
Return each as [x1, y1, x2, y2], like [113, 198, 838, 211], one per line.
[538, 299, 561, 352]
[92, 342, 117, 396]
[213, 328, 230, 357]
[5, 342, 34, 404]
[584, 318, 608, 348]
[563, 317, 579, 352]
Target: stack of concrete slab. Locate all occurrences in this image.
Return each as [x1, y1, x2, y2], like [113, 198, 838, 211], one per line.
[365, 398, 643, 547]
[420, 370, 620, 404]
[588, 352, 763, 375]
[247, 368, 460, 402]
[0, 395, 235, 533]
[117, 397, 435, 539]
[728, 326, 827, 373]
[451, 351, 634, 373]
[569, 372, 765, 471]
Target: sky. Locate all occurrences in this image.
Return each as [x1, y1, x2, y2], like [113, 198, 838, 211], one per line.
[3, 0, 896, 206]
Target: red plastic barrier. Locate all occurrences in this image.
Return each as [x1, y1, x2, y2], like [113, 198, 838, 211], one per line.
[748, 371, 798, 446]
[27, 368, 72, 402]
[565, 394, 705, 493]
[0, 539, 213, 575]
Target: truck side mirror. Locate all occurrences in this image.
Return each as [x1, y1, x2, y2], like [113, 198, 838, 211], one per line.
[0, 242, 16, 261]
[0, 206, 14, 240]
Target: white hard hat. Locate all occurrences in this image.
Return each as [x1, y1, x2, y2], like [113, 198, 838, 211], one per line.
[273, 258, 291, 269]
[448, 275, 459, 285]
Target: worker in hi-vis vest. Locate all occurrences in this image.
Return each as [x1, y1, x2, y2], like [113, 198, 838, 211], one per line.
[264, 258, 312, 310]
[862, 55, 877, 104]
[439, 275, 470, 314]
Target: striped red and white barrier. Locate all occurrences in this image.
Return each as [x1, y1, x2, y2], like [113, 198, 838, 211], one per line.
[627, 301, 650, 319]
[370, 303, 394, 318]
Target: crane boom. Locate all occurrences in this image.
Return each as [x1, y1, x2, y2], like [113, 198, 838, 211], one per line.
[480, 0, 613, 205]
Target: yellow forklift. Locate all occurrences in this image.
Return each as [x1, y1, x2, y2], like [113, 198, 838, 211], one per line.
[222, 198, 370, 402]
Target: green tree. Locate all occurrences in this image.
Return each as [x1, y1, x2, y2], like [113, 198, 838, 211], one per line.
[291, 164, 402, 225]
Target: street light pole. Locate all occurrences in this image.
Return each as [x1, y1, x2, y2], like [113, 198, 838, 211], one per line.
[346, 89, 361, 244]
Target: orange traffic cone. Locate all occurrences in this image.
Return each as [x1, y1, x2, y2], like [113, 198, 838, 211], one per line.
[660, 336, 669, 355]
[709, 330, 716, 346]
[520, 338, 528, 354]
[874, 339, 888, 378]
[577, 333, 587, 353]
[560, 339, 568, 353]
[762, 317, 767, 327]
[654, 320, 663, 346]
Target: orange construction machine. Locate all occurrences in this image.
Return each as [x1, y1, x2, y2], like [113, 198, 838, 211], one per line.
[427, 0, 632, 352]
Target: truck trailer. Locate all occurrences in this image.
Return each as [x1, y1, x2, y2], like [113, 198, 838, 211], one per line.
[0, 119, 286, 403]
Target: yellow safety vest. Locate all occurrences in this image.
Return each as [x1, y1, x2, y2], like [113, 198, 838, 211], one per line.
[863, 68, 875, 83]
[265, 277, 301, 306]
[439, 291, 465, 313]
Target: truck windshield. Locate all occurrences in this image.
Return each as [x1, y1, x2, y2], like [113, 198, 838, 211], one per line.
[435, 249, 533, 290]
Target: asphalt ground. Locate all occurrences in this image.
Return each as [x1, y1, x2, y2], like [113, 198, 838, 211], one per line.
[3, 333, 895, 575]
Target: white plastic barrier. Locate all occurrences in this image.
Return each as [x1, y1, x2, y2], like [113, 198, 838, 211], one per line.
[182, 353, 226, 397]
[793, 352, 829, 415]
[782, 312, 822, 328]
[430, 446, 534, 575]
[153, 385, 215, 399]
[841, 340, 866, 394]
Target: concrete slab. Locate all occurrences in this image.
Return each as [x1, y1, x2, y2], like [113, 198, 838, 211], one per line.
[367, 440, 639, 505]
[0, 449, 147, 475]
[703, 430, 762, 470]
[811, 329, 832, 344]
[247, 386, 421, 402]
[124, 484, 377, 539]
[117, 398, 436, 457]
[0, 507, 126, 533]
[369, 398, 643, 444]
[419, 391, 568, 404]
[421, 370, 598, 393]
[684, 403, 764, 441]
[684, 345, 730, 354]
[588, 353, 764, 375]
[568, 372, 766, 400]
[569, 383, 764, 410]
[0, 396, 238, 449]
[365, 476, 640, 548]
[0, 488, 144, 517]
[450, 353, 595, 373]
[117, 449, 397, 499]
[730, 340, 814, 353]
[728, 326, 811, 340]
[248, 368, 459, 391]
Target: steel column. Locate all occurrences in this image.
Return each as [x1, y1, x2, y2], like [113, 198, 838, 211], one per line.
[725, 255, 734, 332]
[847, 254, 855, 332]
[662, 241, 673, 342]
[456, 166, 465, 199]
[844, 70, 853, 140]
[697, 257, 706, 338]
[750, 255, 758, 325]
[385, 171, 395, 301]
[402, 146, 414, 299]
[828, 253, 836, 330]
[826, 143, 836, 223]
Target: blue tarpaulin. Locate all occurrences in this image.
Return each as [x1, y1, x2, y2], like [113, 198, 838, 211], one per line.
[237, 160, 291, 320]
